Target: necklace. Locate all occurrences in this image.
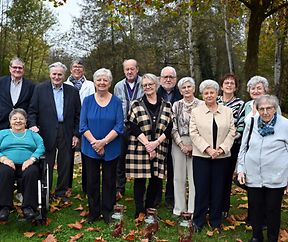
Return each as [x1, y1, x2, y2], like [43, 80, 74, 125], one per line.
[10, 129, 27, 139]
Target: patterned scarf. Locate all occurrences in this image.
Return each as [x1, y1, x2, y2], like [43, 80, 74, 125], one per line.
[257, 113, 277, 137]
[69, 75, 85, 91]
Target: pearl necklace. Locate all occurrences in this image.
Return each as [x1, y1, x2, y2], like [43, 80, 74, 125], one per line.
[10, 129, 27, 139]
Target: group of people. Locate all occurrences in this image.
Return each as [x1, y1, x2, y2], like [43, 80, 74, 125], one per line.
[0, 57, 287, 242]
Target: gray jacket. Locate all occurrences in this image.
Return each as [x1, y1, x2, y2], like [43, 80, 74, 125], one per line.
[114, 76, 143, 121]
[237, 114, 288, 188]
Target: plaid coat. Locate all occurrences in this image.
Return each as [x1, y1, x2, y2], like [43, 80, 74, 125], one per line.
[125, 98, 172, 179]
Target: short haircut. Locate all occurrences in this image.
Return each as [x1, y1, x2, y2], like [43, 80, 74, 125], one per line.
[247, 75, 269, 93]
[9, 108, 27, 121]
[141, 73, 160, 90]
[70, 59, 84, 69]
[49, 62, 67, 72]
[10, 57, 25, 68]
[123, 59, 138, 68]
[160, 66, 177, 77]
[255, 95, 279, 110]
[220, 73, 238, 88]
[93, 68, 113, 83]
[199, 79, 219, 94]
[177, 77, 195, 90]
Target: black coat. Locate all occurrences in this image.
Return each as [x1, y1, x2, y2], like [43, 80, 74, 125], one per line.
[0, 75, 35, 130]
[28, 81, 81, 151]
[157, 85, 182, 105]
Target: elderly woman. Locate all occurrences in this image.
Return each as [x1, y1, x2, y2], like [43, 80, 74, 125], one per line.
[126, 73, 172, 218]
[217, 73, 245, 217]
[244, 75, 280, 123]
[79, 68, 124, 224]
[237, 95, 288, 242]
[189, 79, 235, 231]
[0, 109, 45, 221]
[171, 77, 203, 216]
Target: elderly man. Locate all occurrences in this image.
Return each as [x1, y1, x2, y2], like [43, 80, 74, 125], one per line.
[0, 57, 34, 130]
[28, 62, 81, 201]
[114, 59, 143, 198]
[65, 60, 95, 193]
[156, 66, 182, 209]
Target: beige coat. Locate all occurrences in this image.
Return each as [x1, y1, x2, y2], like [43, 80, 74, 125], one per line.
[189, 104, 236, 158]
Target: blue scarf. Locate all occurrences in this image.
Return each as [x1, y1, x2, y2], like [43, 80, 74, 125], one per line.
[69, 75, 85, 91]
[257, 113, 277, 137]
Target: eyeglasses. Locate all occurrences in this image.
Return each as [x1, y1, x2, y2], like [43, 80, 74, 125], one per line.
[72, 65, 84, 69]
[258, 106, 274, 113]
[223, 81, 235, 86]
[10, 66, 23, 70]
[161, 75, 176, 80]
[142, 83, 155, 88]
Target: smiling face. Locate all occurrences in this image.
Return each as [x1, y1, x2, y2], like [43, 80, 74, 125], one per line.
[202, 87, 218, 106]
[94, 75, 111, 93]
[142, 77, 157, 97]
[180, 81, 195, 100]
[160, 68, 177, 92]
[9, 60, 25, 81]
[10, 112, 26, 132]
[70, 63, 84, 80]
[249, 82, 266, 100]
[50, 66, 65, 88]
[221, 77, 236, 96]
[258, 101, 276, 123]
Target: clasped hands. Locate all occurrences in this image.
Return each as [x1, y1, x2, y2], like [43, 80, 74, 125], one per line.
[179, 143, 192, 157]
[205, 146, 224, 159]
[91, 139, 106, 156]
[145, 140, 159, 160]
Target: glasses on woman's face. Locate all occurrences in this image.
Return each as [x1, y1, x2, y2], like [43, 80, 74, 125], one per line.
[142, 82, 155, 89]
[258, 106, 274, 113]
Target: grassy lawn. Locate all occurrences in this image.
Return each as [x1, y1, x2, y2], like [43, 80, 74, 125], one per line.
[0, 157, 287, 242]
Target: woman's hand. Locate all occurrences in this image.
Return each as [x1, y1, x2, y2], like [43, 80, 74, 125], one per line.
[72, 136, 79, 148]
[180, 143, 193, 156]
[91, 139, 105, 152]
[205, 147, 218, 159]
[145, 141, 159, 153]
[149, 150, 156, 160]
[22, 159, 34, 171]
[237, 172, 246, 185]
[2, 158, 16, 170]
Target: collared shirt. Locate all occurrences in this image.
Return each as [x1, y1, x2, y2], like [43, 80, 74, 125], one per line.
[52, 84, 64, 122]
[10, 78, 23, 106]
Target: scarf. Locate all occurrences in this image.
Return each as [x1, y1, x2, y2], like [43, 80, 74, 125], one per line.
[69, 75, 86, 91]
[257, 113, 277, 137]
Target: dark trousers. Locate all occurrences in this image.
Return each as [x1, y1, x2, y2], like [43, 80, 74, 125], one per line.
[134, 175, 162, 216]
[0, 163, 39, 210]
[248, 187, 284, 242]
[84, 154, 118, 219]
[193, 156, 229, 228]
[45, 123, 72, 197]
[154, 139, 174, 206]
[116, 132, 128, 195]
[222, 142, 240, 212]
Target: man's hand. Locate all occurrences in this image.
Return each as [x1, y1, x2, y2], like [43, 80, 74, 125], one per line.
[30, 126, 39, 132]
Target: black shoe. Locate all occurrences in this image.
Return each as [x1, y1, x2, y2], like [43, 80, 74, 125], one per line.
[103, 213, 112, 224]
[222, 211, 229, 219]
[0, 207, 10, 221]
[248, 237, 263, 242]
[23, 207, 37, 220]
[165, 201, 174, 210]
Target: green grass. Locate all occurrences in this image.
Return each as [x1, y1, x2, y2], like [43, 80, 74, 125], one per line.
[0, 162, 287, 242]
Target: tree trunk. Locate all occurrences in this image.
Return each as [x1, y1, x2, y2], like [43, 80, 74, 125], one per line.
[224, 0, 234, 73]
[187, 12, 195, 79]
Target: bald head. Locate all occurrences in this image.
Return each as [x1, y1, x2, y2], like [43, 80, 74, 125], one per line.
[123, 59, 139, 83]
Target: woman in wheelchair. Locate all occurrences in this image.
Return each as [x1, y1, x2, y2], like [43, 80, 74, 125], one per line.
[0, 108, 45, 221]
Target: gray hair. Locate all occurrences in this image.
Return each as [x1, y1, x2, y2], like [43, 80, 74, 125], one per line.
[177, 77, 195, 89]
[141, 73, 160, 90]
[160, 66, 177, 78]
[9, 108, 27, 121]
[247, 75, 269, 93]
[49, 62, 67, 72]
[199, 79, 219, 94]
[93, 68, 113, 83]
[255, 95, 279, 110]
[70, 59, 84, 69]
[10, 57, 25, 68]
[123, 59, 138, 68]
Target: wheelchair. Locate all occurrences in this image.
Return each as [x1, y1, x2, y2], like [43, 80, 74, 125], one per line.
[15, 156, 49, 223]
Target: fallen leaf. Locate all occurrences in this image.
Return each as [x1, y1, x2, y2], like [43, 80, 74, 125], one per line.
[237, 203, 248, 209]
[125, 197, 134, 201]
[53, 225, 63, 233]
[68, 221, 83, 230]
[45, 218, 52, 226]
[42, 234, 57, 242]
[38, 232, 51, 238]
[69, 233, 83, 242]
[79, 219, 86, 224]
[50, 206, 60, 213]
[163, 219, 176, 227]
[80, 211, 89, 217]
[123, 230, 135, 241]
[140, 239, 149, 242]
[206, 230, 214, 237]
[235, 239, 243, 242]
[74, 204, 84, 211]
[245, 224, 253, 231]
[156, 240, 169, 242]
[86, 227, 101, 232]
[24, 231, 36, 238]
[94, 236, 107, 242]
[279, 229, 288, 241]
[234, 213, 247, 221]
[74, 194, 83, 201]
[65, 188, 73, 197]
[240, 196, 248, 201]
[135, 212, 145, 227]
[222, 225, 235, 231]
